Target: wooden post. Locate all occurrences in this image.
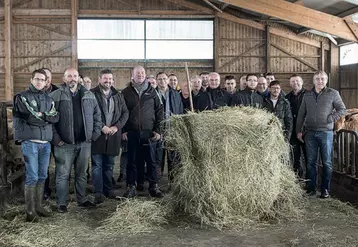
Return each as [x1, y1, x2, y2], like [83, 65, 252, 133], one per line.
[214, 17, 220, 72]
[4, 0, 13, 101]
[320, 41, 324, 72]
[266, 25, 271, 73]
[185, 63, 194, 112]
[71, 0, 78, 69]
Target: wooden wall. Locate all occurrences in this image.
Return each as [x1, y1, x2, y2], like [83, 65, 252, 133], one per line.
[340, 64, 358, 109]
[0, 0, 344, 100]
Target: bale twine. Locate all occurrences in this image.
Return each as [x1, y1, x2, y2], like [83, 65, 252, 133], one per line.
[166, 107, 304, 229]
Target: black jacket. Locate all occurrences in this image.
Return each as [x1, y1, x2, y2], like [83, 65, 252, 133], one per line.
[207, 87, 231, 108]
[182, 89, 213, 112]
[91, 86, 129, 156]
[285, 89, 306, 135]
[263, 96, 293, 140]
[50, 83, 102, 145]
[122, 82, 164, 135]
[231, 88, 263, 108]
[157, 87, 184, 116]
[45, 83, 59, 94]
[13, 84, 59, 142]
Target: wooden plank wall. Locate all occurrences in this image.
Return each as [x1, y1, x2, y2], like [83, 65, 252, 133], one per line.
[340, 64, 358, 109]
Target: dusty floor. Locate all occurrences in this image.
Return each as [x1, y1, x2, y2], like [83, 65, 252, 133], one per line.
[1, 177, 358, 247]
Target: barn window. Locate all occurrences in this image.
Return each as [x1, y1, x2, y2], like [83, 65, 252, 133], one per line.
[77, 19, 213, 60]
[340, 43, 358, 66]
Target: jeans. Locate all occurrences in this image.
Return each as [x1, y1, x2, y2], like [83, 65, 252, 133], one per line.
[290, 135, 308, 179]
[91, 154, 115, 197]
[54, 142, 91, 206]
[21, 141, 51, 186]
[126, 131, 158, 187]
[305, 130, 334, 192]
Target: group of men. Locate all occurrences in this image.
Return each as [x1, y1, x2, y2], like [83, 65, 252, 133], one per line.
[13, 65, 345, 223]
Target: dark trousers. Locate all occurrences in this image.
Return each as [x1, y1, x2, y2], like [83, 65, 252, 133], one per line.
[126, 131, 158, 187]
[91, 154, 115, 197]
[290, 135, 307, 179]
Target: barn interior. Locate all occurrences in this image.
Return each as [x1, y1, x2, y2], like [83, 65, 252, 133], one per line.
[1, 0, 358, 246]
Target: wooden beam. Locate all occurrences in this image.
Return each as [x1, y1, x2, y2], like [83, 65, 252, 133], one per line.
[219, 42, 265, 70]
[266, 25, 271, 73]
[165, 0, 328, 49]
[4, 0, 13, 101]
[325, 34, 337, 46]
[223, 0, 358, 41]
[202, 0, 222, 13]
[12, 8, 71, 16]
[116, 0, 137, 9]
[344, 16, 358, 41]
[293, 0, 304, 6]
[71, 0, 78, 69]
[221, 3, 229, 10]
[29, 24, 71, 37]
[78, 9, 206, 17]
[320, 41, 324, 71]
[14, 43, 71, 72]
[271, 43, 318, 71]
[329, 42, 339, 90]
[214, 17, 220, 71]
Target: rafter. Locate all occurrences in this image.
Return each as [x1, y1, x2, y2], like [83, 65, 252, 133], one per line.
[202, 0, 222, 13]
[224, 0, 358, 41]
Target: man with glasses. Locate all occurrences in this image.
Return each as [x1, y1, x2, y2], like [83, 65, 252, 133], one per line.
[13, 69, 59, 222]
[263, 80, 293, 141]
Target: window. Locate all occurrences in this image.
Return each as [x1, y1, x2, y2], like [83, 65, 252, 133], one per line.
[77, 19, 213, 60]
[340, 43, 358, 66]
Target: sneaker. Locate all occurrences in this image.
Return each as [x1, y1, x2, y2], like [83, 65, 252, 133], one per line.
[57, 205, 68, 213]
[320, 189, 330, 199]
[94, 194, 106, 204]
[136, 184, 145, 192]
[78, 200, 96, 208]
[123, 186, 136, 198]
[149, 185, 164, 198]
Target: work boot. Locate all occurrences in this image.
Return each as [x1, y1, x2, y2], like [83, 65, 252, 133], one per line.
[24, 186, 38, 222]
[136, 183, 145, 192]
[149, 184, 163, 198]
[320, 189, 330, 199]
[35, 183, 52, 217]
[123, 185, 136, 198]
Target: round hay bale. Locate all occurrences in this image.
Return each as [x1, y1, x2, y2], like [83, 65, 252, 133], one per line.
[166, 107, 304, 229]
[97, 199, 168, 235]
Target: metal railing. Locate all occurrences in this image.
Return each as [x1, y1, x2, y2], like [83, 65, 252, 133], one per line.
[336, 129, 358, 178]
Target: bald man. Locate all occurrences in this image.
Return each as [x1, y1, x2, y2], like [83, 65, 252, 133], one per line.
[50, 68, 102, 213]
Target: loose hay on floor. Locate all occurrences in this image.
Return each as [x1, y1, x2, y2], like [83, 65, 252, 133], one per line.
[165, 107, 305, 229]
[97, 199, 168, 235]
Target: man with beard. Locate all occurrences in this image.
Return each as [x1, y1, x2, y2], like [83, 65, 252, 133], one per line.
[263, 80, 293, 141]
[90, 69, 129, 204]
[199, 71, 209, 91]
[286, 74, 307, 178]
[207, 72, 230, 108]
[231, 74, 263, 108]
[13, 69, 59, 222]
[183, 75, 213, 112]
[50, 68, 102, 213]
[121, 65, 164, 198]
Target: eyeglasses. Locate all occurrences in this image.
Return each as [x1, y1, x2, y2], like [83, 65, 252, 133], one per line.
[157, 78, 168, 81]
[32, 78, 46, 82]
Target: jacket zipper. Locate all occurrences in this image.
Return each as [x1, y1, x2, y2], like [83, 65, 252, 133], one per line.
[137, 94, 142, 131]
[69, 92, 75, 144]
[81, 96, 87, 142]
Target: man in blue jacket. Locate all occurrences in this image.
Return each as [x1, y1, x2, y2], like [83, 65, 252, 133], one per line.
[13, 69, 59, 222]
[296, 71, 346, 198]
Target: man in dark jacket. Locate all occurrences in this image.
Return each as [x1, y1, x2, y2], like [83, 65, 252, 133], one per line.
[13, 69, 59, 222]
[50, 68, 102, 213]
[42, 68, 59, 201]
[296, 71, 346, 198]
[231, 74, 263, 108]
[122, 65, 164, 198]
[156, 72, 184, 182]
[183, 75, 213, 112]
[263, 80, 293, 141]
[286, 74, 307, 178]
[90, 69, 129, 204]
[257, 76, 269, 98]
[207, 72, 230, 108]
